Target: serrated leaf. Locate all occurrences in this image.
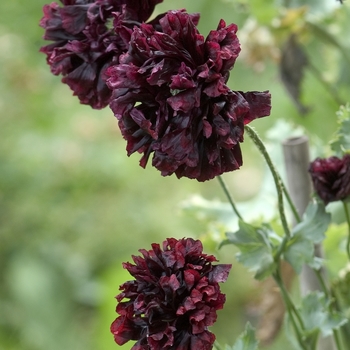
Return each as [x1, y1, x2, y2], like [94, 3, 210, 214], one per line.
[299, 292, 348, 337]
[291, 200, 331, 243]
[225, 221, 277, 280]
[229, 322, 258, 350]
[307, 256, 324, 270]
[284, 313, 307, 350]
[330, 103, 350, 156]
[284, 201, 330, 274]
[283, 235, 314, 274]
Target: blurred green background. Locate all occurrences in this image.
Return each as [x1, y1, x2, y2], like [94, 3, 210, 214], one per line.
[0, 0, 349, 349]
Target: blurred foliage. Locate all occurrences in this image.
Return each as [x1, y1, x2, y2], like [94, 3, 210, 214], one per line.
[0, 0, 349, 349]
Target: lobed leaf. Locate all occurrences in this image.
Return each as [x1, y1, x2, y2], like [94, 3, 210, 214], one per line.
[299, 292, 348, 337]
[225, 221, 278, 280]
[291, 200, 331, 243]
[227, 322, 259, 350]
[284, 201, 330, 274]
[330, 103, 350, 156]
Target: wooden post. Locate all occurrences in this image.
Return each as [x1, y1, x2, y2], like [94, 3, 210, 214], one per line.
[282, 136, 335, 350]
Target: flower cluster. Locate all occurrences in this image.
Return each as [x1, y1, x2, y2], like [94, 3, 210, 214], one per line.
[111, 237, 231, 350]
[39, 0, 163, 109]
[40, 1, 271, 181]
[107, 10, 271, 181]
[309, 154, 350, 204]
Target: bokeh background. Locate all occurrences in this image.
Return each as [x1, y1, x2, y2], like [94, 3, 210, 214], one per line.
[1, 0, 349, 349]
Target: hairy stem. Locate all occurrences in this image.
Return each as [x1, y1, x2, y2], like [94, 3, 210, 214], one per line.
[214, 341, 223, 350]
[283, 185, 302, 223]
[315, 270, 344, 350]
[273, 269, 308, 350]
[217, 175, 243, 220]
[245, 125, 291, 238]
[343, 201, 350, 262]
[333, 329, 344, 350]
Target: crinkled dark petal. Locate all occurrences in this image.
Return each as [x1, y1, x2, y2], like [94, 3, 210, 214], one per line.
[40, 0, 133, 108]
[112, 238, 230, 349]
[205, 19, 240, 74]
[60, 4, 90, 34]
[107, 10, 271, 180]
[238, 90, 272, 124]
[209, 264, 232, 283]
[309, 155, 350, 204]
[110, 316, 144, 345]
[120, 0, 164, 23]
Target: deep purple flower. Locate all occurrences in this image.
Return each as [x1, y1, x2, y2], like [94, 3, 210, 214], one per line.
[111, 237, 231, 350]
[39, 0, 163, 108]
[107, 10, 271, 181]
[309, 154, 350, 204]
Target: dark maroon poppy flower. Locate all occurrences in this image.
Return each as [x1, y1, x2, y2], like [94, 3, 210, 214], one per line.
[309, 154, 350, 204]
[107, 10, 271, 181]
[111, 237, 231, 350]
[39, 0, 163, 108]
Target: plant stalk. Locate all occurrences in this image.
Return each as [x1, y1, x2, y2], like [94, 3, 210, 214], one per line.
[217, 175, 243, 220]
[214, 341, 223, 350]
[245, 125, 291, 238]
[343, 201, 350, 261]
[315, 270, 344, 350]
[273, 269, 309, 350]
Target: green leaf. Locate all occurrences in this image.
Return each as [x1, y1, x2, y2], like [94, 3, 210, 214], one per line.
[291, 200, 331, 242]
[291, 201, 331, 243]
[227, 322, 259, 350]
[299, 292, 348, 337]
[284, 201, 330, 274]
[283, 235, 314, 274]
[225, 221, 278, 280]
[330, 103, 350, 156]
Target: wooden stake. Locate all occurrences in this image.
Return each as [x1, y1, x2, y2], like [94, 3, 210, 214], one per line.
[282, 135, 335, 350]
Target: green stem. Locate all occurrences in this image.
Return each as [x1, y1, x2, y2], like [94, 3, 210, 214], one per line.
[282, 185, 302, 223]
[273, 269, 308, 350]
[217, 175, 243, 220]
[314, 269, 329, 298]
[244, 125, 301, 225]
[245, 125, 291, 238]
[244, 127, 301, 224]
[331, 287, 350, 347]
[274, 236, 288, 262]
[315, 270, 345, 350]
[214, 341, 223, 350]
[274, 270, 305, 329]
[244, 125, 343, 349]
[343, 201, 350, 261]
[333, 329, 344, 350]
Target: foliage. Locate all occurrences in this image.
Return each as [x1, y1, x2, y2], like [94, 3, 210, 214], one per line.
[223, 221, 279, 280]
[330, 104, 350, 156]
[228, 322, 259, 350]
[283, 201, 331, 273]
[298, 292, 347, 338]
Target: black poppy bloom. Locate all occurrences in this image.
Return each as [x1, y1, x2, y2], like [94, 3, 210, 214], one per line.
[39, 0, 163, 108]
[309, 154, 350, 204]
[111, 237, 231, 350]
[107, 10, 271, 181]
